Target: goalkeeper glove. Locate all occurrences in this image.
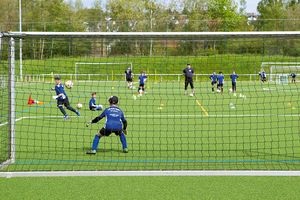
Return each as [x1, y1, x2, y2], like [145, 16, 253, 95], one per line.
[123, 130, 128, 135]
[52, 95, 58, 100]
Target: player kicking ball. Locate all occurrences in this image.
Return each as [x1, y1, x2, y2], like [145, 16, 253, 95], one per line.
[89, 92, 103, 111]
[52, 75, 80, 120]
[86, 96, 128, 154]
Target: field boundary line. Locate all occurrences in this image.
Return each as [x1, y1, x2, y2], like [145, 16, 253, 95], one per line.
[1, 113, 300, 127]
[2, 170, 300, 177]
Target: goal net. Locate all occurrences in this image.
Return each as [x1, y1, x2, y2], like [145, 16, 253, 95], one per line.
[1, 32, 300, 175]
[262, 62, 300, 83]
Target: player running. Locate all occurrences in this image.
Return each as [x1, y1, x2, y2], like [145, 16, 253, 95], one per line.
[217, 72, 225, 94]
[138, 71, 147, 94]
[259, 70, 267, 83]
[52, 75, 80, 120]
[290, 73, 296, 84]
[210, 72, 218, 92]
[89, 92, 103, 111]
[183, 64, 195, 96]
[125, 67, 133, 89]
[86, 96, 128, 154]
[230, 71, 239, 93]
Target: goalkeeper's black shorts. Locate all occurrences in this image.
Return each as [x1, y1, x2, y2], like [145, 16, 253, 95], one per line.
[57, 98, 70, 107]
[99, 128, 123, 136]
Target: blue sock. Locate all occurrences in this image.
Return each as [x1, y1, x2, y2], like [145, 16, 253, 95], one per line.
[92, 135, 101, 151]
[119, 133, 127, 149]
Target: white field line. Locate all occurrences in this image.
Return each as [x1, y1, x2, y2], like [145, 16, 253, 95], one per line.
[2, 170, 300, 177]
[1, 113, 300, 127]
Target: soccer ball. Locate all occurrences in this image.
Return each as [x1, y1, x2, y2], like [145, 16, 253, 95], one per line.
[65, 80, 73, 89]
[77, 103, 83, 109]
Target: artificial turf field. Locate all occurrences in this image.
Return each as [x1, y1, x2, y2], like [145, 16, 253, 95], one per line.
[1, 79, 300, 171]
[1, 176, 300, 200]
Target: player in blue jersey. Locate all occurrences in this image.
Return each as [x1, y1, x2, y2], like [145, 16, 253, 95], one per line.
[217, 72, 225, 94]
[210, 72, 218, 92]
[259, 70, 267, 83]
[52, 76, 80, 120]
[290, 73, 296, 84]
[183, 64, 195, 96]
[138, 71, 147, 94]
[230, 71, 239, 93]
[89, 92, 103, 111]
[86, 96, 128, 154]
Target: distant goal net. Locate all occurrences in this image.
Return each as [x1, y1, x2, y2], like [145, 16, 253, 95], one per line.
[262, 62, 300, 83]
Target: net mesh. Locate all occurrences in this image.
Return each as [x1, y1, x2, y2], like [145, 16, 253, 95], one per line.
[1, 33, 300, 171]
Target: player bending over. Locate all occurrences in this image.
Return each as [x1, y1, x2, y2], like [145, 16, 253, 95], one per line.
[210, 72, 218, 92]
[125, 67, 133, 89]
[259, 70, 267, 83]
[217, 72, 224, 94]
[86, 96, 128, 154]
[183, 64, 195, 96]
[52, 76, 80, 120]
[230, 71, 239, 93]
[89, 92, 103, 111]
[138, 71, 147, 94]
[290, 73, 296, 84]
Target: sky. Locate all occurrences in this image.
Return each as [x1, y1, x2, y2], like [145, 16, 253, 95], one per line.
[82, 0, 261, 13]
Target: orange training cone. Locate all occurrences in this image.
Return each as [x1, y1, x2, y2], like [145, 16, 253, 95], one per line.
[28, 94, 44, 105]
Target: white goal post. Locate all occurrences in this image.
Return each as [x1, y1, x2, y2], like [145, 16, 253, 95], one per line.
[74, 62, 133, 81]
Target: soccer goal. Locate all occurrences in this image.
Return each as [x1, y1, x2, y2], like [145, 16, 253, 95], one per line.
[1, 32, 300, 177]
[74, 62, 133, 81]
[261, 62, 300, 83]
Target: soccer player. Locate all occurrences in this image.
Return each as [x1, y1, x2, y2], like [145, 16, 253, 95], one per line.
[217, 72, 225, 94]
[230, 71, 239, 93]
[52, 75, 80, 120]
[290, 73, 296, 84]
[86, 96, 128, 154]
[259, 70, 267, 83]
[210, 72, 218, 92]
[125, 67, 133, 89]
[89, 92, 103, 111]
[138, 71, 147, 93]
[183, 64, 195, 95]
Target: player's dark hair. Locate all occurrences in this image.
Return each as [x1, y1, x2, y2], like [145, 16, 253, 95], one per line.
[187, 64, 190, 66]
[54, 75, 61, 80]
[108, 96, 118, 105]
[92, 92, 96, 96]
[219, 72, 223, 74]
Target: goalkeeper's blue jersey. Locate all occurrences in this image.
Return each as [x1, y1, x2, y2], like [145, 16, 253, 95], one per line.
[55, 83, 67, 100]
[99, 106, 126, 130]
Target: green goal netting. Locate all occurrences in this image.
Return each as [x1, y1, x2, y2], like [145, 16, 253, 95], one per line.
[0, 32, 300, 175]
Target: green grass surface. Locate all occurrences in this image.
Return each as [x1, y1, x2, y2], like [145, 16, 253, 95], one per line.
[1, 79, 300, 171]
[1, 176, 300, 200]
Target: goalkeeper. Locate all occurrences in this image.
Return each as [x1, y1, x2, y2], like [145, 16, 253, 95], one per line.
[86, 96, 128, 154]
[52, 75, 80, 120]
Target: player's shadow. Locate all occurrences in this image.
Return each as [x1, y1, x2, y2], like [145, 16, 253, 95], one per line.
[82, 147, 124, 153]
